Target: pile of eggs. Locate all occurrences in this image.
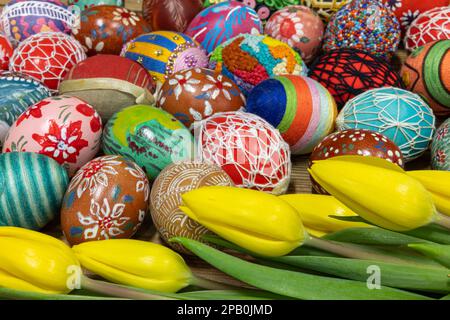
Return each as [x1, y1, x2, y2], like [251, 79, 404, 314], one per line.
[0, 0, 448, 253]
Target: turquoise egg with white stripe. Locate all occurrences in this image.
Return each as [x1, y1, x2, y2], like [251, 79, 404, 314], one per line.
[0, 152, 69, 230]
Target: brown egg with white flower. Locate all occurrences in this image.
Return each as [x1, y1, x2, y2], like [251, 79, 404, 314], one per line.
[157, 68, 246, 129]
[61, 155, 150, 246]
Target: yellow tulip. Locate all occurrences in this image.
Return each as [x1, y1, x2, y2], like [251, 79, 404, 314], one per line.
[309, 156, 437, 232]
[279, 194, 369, 234]
[73, 239, 192, 293]
[179, 186, 307, 257]
[0, 227, 79, 294]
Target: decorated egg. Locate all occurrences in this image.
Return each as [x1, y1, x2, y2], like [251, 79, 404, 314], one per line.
[0, 152, 69, 230]
[309, 129, 405, 194]
[336, 87, 436, 162]
[122, 31, 209, 85]
[404, 7, 450, 51]
[0, 0, 76, 45]
[322, 0, 401, 59]
[197, 111, 291, 194]
[209, 33, 307, 96]
[60, 54, 156, 123]
[0, 34, 13, 70]
[73, 5, 151, 57]
[157, 68, 245, 128]
[380, 0, 449, 35]
[9, 32, 86, 92]
[309, 48, 405, 109]
[142, 0, 203, 32]
[0, 73, 51, 148]
[186, 2, 263, 54]
[2, 95, 102, 176]
[431, 118, 450, 171]
[401, 40, 450, 117]
[246, 75, 337, 155]
[102, 105, 194, 180]
[265, 5, 324, 63]
[61, 155, 150, 245]
[150, 161, 233, 254]
[299, 0, 350, 22]
[68, 0, 124, 10]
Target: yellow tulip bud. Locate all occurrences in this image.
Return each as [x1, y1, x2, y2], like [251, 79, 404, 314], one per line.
[305, 228, 327, 238]
[407, 170, 450, 217]
[279, 194, 369, 234]
[73, 240, 192, 293]
[0, 227, 79, 294]
[179, 186, 307, 257]
[309, 156, 437, 231]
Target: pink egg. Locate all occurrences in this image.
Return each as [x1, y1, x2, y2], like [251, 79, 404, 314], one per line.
[2, 95, 102, 176]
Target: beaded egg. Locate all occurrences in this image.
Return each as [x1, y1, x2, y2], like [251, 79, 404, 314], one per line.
[196, 111, 291, 194]
[404, 7, 450, 52]
[157, 68, 246, 129]
[299, 0, 350, 22]
[122, 31, 209, 85]
[74, 5, 151, 57]
[60, 54, 156, 123]
[0, 34, 13, 70]
[209, 33, 308, 96]
[0, 152, 69, 230]
[336, 87, 436, 162]
[309, 48, 405, 109]
[102, 105, 194, 180]
[2, 95, 102, 176]
[0, 0, 75, 45]
[265, 5, 324, 63]
[150, 161, 233, 254]
[186, 1, 263, 54]
[309, 129, 405, 194]
[322, 0, 401, 59]
[68, 0, 124, 10]
[61, 155, 150, 245]
[246, 75, 337, 155]
[0, 73, 51, 148]
[431, 118, 450, 171]
[401, 40, 450, 117]
[9, 32, 86, 92]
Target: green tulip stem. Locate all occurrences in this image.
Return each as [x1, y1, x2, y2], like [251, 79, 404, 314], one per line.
[190, 275, 240, 291]
[435, 213, 450, 230]
[80, 275, 176, 300]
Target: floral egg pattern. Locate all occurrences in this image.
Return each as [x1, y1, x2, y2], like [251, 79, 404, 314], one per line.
[61, 155, 150, 245]
[431, 119, 450, 171]
[2, 95, 102, 176]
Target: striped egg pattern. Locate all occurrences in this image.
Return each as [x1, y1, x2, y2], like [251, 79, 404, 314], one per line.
[0, 152, 69, 230]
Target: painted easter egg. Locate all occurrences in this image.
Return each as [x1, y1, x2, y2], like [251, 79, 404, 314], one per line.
[0, 0, 76, 45]
[404, 7, 450, 52]
[431, 118, 450, 171]
[102, 105, 194, 180]
[0, 152, 69, 230]
[309, 129, 405, 194]
[60, 55, 156, 123]
[61, 155, 150, 245]
[246, 75, 337, 155]
[265, 5, 324, 63]
[142, 0, 203, 32]
[322, 0, 401, 59]
[0, 73, 51, 148]
[2, 95, 102, 176]
[401, 40, 450, 117]
[122, 31, 209, 85]
[309, 48, 405, 109]
[150, 161, 233, 254]
[209, 33, 307, 96]
[0, 34, 13, 70]
[68, 0, 124, 10]
[74, 5, 151, 57]
[336, 87, 436, 162]
[157, 68, 246, 129]
[299, 0, 350, 22]
[9, 32, 86, 92]
[197, 111, 291, 194]
[186, 2, 263, 54]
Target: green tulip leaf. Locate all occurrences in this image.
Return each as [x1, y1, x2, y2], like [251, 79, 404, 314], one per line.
[0, 288, 126, 300]
[409, 243, 450, 269]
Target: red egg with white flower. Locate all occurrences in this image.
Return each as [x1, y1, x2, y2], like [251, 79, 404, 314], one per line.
[2, 95, 102, 176]
[0, 34, 13, 70]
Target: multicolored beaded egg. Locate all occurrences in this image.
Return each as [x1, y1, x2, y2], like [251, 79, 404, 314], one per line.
[0, 34, 13, 70]
[431, 118, 450, 171]
[68, 0, 124, 10]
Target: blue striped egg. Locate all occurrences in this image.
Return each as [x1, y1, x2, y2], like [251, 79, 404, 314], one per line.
[0, 152, 69, 230]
